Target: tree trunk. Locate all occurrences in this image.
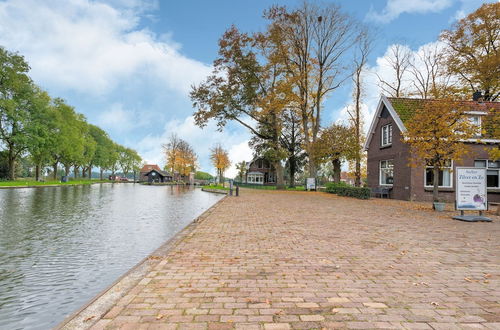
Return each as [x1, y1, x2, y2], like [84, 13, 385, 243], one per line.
[8, 149, 15, 180]
[74, 166, 78, 178]
[53, 162, 59, 180]
[275, 161, 285, 190]
[35, 164, 40, 181]
[64, 165, 70, 176]
[332, 159, 341, 183]
[288, 156, 296, 188]
[100, 168, 104, 180]
[433, 165, 440, 205]
[355, 157, 361, 187]
[307, 144, 317, 179]
[133, 171, 136, 183]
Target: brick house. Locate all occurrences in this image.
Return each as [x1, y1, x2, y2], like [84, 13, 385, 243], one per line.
[244, 157, 276, 185]
[365, 95, 500, 202]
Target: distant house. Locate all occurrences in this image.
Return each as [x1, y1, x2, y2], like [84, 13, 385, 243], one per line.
[340, 172, 355, 185]
[364, 95, 500, 202]
[243, 157, 276, 185]
[143, 168, 173, 183]
[139, 164, 162, 182]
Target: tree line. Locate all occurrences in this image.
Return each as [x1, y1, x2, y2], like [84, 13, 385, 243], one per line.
[0, 47, 141, 181]
[190, 2, 499, 188]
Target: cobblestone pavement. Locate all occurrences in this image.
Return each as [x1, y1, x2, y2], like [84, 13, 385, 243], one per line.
[92, 189, 500, 330]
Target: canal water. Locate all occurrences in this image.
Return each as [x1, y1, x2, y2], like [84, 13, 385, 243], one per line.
[0, 184, 223, 330]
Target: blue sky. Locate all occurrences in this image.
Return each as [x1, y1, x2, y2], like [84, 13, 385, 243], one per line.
[0, 0, 492, 176]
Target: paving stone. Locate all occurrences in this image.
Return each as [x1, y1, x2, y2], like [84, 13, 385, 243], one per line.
[362, 302, 388, 308]
[84, 190, 499, 329]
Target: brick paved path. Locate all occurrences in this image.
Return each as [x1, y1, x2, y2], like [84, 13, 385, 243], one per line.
[92, 190, 500, 329]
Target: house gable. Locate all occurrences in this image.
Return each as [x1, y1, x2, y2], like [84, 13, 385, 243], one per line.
[364, 95, 406, 151]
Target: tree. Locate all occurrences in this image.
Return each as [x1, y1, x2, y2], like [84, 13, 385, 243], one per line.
[409, 43, 452, 99]
[403, 99, 477, 206]
[235, 161, 247, 182]
[210, 144, 231, 186]
[268, 3, 360, 178]
[163, 134, 197, 180]
[314, 124, 356, 183]
[376, 44, 413, 98]
[0, 47, 36, 180]
[195, 171, 213, 181]
[88, 125, 114, 180]
[191, 25, 294, 188]
[485, 105, 500, 160]
[440, 2, 500, 101]
[80, 122, 97, 178]
[27, 88, 55, 181]
[348, 29, 372, 186]
[118, 147, 142, 178]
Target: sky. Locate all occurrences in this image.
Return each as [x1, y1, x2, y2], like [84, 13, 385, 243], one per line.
[0, 0, 493, 177]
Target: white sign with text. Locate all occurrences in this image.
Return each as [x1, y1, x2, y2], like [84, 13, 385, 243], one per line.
[306, 178, 316, 190]
[456, 167, 487, 211]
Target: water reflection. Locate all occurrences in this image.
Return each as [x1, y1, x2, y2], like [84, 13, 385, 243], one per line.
[0, 184, 223, 330]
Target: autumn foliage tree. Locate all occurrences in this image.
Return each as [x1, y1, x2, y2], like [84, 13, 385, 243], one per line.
[403, 99, 476, 205]
[210, 144, 231, 186]
[191, 25, 294, 189]
[314, 124, 356, 183]
[267, 3, 360, 178]
[440, 2, 500, 101]
[163, 133, 197, 179]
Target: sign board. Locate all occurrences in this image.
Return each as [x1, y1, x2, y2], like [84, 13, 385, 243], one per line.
[456, 167, 487, 211]
[306, 177, 316, 191]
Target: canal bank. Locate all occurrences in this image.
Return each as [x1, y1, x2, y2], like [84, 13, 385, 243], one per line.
[0, 184, 224, 329]
[57, 194, 227, 330]
[59, 189, 499, 329]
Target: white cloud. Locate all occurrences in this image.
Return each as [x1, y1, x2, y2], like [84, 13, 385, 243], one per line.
[97, 103, 148, 133]
[135, 116, 252, 176]
[227, 141, 253, 178]
[367, 0, 453, 23]
[0, 0, 210, 96]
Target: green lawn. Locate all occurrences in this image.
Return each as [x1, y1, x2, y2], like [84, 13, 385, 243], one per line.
[0, 179, 111, 187]
[235, 183, 306, 191]
[202, 184, 230, 191]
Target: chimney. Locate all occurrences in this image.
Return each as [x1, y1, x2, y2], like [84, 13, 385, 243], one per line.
[472, 91, 483, 102]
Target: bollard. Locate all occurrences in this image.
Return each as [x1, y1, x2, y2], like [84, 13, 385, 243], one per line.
[236, 185, 239, 197]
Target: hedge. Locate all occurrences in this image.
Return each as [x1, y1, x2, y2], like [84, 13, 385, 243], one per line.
[325, 182, 370, 199]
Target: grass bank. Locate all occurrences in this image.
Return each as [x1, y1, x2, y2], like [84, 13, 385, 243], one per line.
[235, 183, 306, 191]
[0, 179, 111, 188]
[202, 184, 230, 191]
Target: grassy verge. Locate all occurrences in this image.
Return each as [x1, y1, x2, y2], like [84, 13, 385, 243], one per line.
[0, 179, 111, 187]
[202, 184, 230, 191]
[235, 183, 306, 191]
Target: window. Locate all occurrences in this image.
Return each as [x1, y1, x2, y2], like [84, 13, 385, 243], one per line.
[425, 160, 452, 188]
[379, 160, 394, 185]
[475, 160, 500, 188]
[381, 124, 392, 147]
[468, 115, 481, 136]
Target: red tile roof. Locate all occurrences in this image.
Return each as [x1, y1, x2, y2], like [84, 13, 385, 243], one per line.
[139, 164, 161, 173]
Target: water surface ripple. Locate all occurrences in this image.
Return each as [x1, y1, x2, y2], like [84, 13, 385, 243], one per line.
[0, 184, 223, 329]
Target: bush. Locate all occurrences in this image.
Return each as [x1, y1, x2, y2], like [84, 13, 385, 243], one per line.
[325, 182, 370, 199]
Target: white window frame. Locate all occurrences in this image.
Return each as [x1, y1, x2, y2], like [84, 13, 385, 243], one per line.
[424, 160, 453, 188]
[381, 124, 392, 147]
[379, 160, 394, 186]
[474, 159, 500, 189]
[468, 115, 482, 137]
